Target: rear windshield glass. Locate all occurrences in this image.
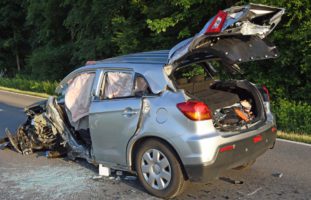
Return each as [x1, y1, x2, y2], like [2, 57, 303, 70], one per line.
[173, 62, 216, 92]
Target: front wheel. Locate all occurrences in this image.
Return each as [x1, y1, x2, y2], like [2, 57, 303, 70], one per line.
[135, 139, 186, 199]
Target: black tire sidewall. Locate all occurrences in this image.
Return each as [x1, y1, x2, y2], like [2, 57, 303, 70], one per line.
[135, 139, 185, 198]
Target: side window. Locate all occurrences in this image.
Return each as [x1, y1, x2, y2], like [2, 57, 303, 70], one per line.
[134, 74, 151, 96]
[102, 71, 134, 99]
[64, 72, 96, 122]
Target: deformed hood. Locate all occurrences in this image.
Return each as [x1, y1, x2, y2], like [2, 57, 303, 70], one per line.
[168, 4, 285, 66]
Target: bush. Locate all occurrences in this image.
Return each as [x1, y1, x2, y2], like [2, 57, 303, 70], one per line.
[273, 99, 311, 135]
[0, 77, 58, 95]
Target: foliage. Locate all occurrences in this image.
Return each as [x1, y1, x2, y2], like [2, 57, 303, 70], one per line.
[0, 77, 58, 95]
[277, 131, 311, 144]
[177, 64, 206, 80]
[273, 99, 311, 134]
[0, 0, 29, 75]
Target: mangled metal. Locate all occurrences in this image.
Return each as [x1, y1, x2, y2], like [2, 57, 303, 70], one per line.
[5, 104, 63, 155]
[3, 97, 94, 162]
[168, 3, 285, 66]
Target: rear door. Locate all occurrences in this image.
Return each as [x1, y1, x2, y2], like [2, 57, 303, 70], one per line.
[89, 69, 142, 166]
[168, 3, 285, 66]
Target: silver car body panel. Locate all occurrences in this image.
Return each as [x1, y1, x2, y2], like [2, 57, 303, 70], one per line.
[125, 89, 275, 168]
[89, 96, 142, 166]
[54, 49, 277, 170]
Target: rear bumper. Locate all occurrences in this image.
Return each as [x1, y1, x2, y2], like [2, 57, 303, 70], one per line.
[184, 126, 277, 182]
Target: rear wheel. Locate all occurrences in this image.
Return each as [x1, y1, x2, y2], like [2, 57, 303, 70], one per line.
[135, 139, 186, 199]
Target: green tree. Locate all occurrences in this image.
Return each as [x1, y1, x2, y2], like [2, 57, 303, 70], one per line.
[0, 0, 29, 75]
[26, 0, 72, 80]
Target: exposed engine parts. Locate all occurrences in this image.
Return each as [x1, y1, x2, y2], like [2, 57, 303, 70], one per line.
[213, 99, 255, 131]
[5, 109, 66, 156]
[2, 97, 93, 162]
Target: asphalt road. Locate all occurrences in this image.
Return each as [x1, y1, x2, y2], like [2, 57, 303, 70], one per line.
[0, 90, 310, 200]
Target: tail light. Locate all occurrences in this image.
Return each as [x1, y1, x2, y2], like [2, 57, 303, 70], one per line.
[177, 101, 212, 121]
[262, 85, 270, 101]
[271, 127, 277, 133]
[205, 10, 227, 34]
[219, 145, 235, 153]
[253, 135, 263, 143]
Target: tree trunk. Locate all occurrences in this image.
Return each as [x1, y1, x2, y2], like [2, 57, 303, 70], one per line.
[16, 53, 21, 72]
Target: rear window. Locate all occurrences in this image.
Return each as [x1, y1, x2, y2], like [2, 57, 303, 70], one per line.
[173, 62, 216, 93]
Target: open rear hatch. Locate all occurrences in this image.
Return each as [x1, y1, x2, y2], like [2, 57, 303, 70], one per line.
[168, 4, 284, 133]
[167, 3, 285, 68]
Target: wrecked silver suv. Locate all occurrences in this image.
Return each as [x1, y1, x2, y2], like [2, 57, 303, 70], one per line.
[3, 4, 284, 199]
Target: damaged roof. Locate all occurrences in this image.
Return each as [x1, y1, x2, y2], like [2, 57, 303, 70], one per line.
[94, 50, 170, 65]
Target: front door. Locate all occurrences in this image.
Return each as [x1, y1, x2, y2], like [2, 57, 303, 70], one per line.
[89, 70, 142, 166]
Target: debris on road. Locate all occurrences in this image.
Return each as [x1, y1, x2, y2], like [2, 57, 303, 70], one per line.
[219, 177, 244, 184]
[247, 187, 263, 196]
[45, 150, 66, 158]
[0, 141, 9, 150]
[92, 175, 103, 180]
[124, 176, 137, 181]
[272, 172, 283, 178]
[99, 164, 111, 176]
[116, 171, 123, 176]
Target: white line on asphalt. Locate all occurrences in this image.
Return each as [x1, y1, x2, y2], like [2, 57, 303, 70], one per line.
[0, 90, 46, 100]
[277, 138, 311, 147]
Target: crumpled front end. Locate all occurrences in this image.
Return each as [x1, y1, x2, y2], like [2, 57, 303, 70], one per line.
[2, 97, 93, 162]
[4, 98, 64, 156]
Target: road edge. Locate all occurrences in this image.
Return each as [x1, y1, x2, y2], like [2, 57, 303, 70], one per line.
[0, 86, 49, 99]
[277, 138, 311, 147]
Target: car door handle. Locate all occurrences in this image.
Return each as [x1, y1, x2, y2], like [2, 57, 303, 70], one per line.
[122, 108, 138, 117]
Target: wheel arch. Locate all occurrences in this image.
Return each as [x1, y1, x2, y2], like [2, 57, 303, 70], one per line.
[130, 136, 189, 180]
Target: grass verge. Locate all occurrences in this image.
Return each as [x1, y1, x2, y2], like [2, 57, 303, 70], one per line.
[0, 86, 49, 98]
[277, 131, 311, 144]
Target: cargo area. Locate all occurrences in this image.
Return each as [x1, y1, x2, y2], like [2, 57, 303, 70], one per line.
[173, 62, 265, 132]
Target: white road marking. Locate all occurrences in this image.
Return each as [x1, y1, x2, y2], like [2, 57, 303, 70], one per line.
[277, 138, 311, 147]
[0, 89, 46, 99]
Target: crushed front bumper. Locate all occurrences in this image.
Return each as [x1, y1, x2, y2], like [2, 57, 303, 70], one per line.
[184, 126, 277, 182]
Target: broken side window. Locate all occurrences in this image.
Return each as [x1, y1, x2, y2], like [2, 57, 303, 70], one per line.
[134, 74, 152, 96]
[102, 71, 134, 99]
[65, 72, 96, 123]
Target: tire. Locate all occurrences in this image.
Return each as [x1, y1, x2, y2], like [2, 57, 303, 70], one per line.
[135, 139, 186, 199]
[233, 159, 256, 170]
